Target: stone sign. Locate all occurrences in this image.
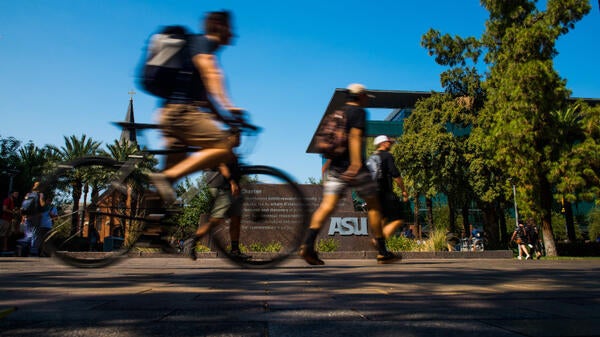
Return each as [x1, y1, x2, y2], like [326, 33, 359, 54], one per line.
[208, 184, 376, 252]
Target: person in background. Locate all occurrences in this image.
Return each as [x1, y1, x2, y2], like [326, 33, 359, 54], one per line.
[511, 219, 530, 260]
[369, 135, 409, 240]
[20, 181, 44, 256]
[526, 218, 543, 259]
[185, 131, 250, 261]
[31, 195, 57, 257]
[1, 191, 19, 253]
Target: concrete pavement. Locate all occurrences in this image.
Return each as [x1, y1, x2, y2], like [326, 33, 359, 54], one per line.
[1, 256, 599, 337]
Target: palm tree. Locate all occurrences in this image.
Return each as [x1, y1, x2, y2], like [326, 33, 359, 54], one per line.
[551, 104, 586, 242]
[17, 142, 54, 191]
[49, 135, 102, 236]
[104, 140, 157, 243]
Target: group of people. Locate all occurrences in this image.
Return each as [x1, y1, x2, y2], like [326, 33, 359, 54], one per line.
[301, 116, 411, 265]
[511, 218, 543, 260]
[142, 10, 411, 265]
[0, 182, 58, 257]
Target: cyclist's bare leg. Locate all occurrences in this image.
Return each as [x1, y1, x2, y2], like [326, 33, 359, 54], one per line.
[162, 148, 234, 181]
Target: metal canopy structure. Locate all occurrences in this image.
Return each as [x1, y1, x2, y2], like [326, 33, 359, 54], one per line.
[305, 88, 600, 154]
[305, 89, 431, 154]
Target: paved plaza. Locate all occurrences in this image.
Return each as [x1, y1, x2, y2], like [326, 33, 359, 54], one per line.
[1, 256, 599, 337]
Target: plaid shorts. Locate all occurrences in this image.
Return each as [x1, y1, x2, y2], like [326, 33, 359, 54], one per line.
[323, 168, 378, 199]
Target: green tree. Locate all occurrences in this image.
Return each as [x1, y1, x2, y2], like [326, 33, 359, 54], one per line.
[478, 0, 591, 256]
[403, 26, 488, 241]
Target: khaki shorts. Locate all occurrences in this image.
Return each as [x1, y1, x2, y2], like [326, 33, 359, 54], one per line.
[159, 103, 233, 169]
[209, 188, 243, 219]
[159, 103, 232, 150]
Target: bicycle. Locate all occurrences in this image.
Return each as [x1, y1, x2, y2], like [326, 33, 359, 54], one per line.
[39, 118, 310, 268]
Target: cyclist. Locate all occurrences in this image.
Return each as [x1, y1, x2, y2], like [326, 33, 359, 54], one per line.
[150, 10, 243, 204]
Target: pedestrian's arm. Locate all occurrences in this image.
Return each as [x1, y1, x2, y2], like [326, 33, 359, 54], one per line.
[39, 193, 45, 208]
[343, 127, 363, 178]
[349, 128, 362, 167]
[393, 176, 409, 201]
[218, 164, 239, 197]
[321, 159, 331, 175]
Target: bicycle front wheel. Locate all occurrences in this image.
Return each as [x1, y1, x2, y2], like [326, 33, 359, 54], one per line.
[207, 165, 310, 268]
[39, 157, 144, 268]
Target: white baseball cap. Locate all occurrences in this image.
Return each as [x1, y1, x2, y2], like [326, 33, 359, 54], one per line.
[374, 135, 394, 146]
[347, 83, 374, 97]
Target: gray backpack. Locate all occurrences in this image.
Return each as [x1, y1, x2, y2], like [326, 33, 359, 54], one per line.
[366, 153, 383, 181]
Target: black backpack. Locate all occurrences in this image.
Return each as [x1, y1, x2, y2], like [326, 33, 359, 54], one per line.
[138, 25, 193, 99]
[314, 107, 348, 158]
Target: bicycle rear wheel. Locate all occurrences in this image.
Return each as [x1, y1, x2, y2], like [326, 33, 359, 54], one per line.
[39, 157, 145, 268]
[207, 165, 309, 268]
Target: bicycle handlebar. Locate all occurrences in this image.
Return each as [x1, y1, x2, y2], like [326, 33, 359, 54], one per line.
[112, 118, 261, 133]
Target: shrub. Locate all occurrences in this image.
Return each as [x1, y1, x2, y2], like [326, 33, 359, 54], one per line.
[316, 238, 340, 252]
[249, 241, 282, 252]
[386, 235, 418, 252]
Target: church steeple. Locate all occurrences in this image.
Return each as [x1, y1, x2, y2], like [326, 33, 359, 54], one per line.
[120, 90, 138, 146]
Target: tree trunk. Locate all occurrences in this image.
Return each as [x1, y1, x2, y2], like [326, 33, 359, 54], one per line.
[540, 177, 557, 256]
[461, 204, 470, 238]
[425, 197, 433, 230]
[448, 198, 456, 233]
[413, 193, 421, 239]
[481, 202, 500, 249]
[564, 201, 576, 242]
[70, 181, 83, 237]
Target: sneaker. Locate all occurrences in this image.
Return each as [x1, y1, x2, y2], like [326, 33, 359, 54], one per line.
[230, 250, 252, 261]
[183, 237, 198, 261]
[525, 255, 531, 260]
[149, 173, 176, 205]
[299, 244, 324, 265]
[517, 256, 523, 260]
[376, 251, 400, 264]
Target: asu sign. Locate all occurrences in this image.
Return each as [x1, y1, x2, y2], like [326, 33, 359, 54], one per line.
[328, 217, 369, 236]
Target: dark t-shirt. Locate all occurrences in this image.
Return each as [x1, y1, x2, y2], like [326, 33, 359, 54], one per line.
[329, 105, 367, 173]
[167, 34, 219, 103]
[206, 158, 241, 189]
[375, 150, 400, 193]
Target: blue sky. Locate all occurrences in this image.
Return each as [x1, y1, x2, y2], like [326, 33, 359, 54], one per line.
[1, 1, 598, 183]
